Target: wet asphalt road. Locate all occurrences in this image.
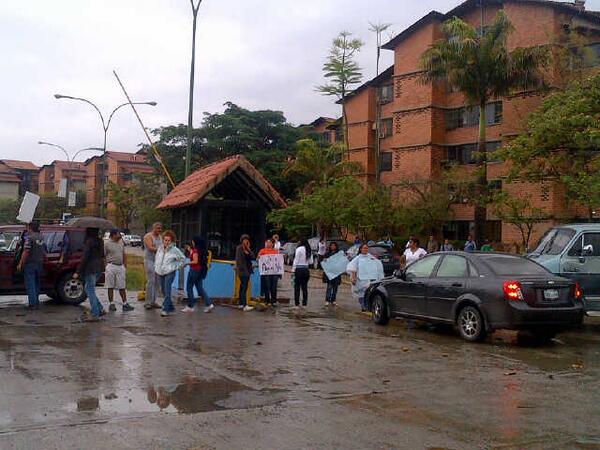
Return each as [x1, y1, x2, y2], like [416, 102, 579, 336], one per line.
[1, 274, 600, 450]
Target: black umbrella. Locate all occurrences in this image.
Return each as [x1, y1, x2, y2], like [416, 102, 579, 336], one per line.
[65, 216, 116, 229]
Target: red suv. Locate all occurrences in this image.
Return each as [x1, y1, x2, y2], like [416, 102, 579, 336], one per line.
[0, 224, 92, 304]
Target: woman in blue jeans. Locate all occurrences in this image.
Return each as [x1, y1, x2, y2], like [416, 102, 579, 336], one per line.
[74, 228, 105, 321]
[154, 230, 186, 317]
[183, 236, 213, 313]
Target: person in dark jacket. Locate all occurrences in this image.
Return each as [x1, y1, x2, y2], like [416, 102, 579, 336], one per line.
[322, 241, 342, 306]
[74, 228, 105, 321]
[17, 221, 45, 309]
[234, 234, 255, 312]
[182, 236, 214, 313]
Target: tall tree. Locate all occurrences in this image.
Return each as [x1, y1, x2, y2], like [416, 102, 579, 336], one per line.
[285, 139, 360, 193]
[147, 103, 305, 198]
[369, 22, 392, 183]
[419, 11, 548, 243]
[498, 75, 600, 221]
[316, 31, 364, 151]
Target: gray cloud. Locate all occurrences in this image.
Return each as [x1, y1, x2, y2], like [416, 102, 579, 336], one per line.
[1, 0, 598, 164]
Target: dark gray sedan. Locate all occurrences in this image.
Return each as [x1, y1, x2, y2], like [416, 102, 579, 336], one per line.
[366, 252, 585, 342]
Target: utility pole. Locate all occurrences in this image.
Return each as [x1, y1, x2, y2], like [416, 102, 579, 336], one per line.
[186, 0, 203, 178]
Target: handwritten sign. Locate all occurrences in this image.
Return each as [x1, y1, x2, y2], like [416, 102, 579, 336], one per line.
[258, 253, 284, 276]
[321, 251, 348, 281]
[16, 191, 40, 224]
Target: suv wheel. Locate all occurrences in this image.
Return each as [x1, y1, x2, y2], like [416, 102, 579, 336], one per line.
[371, 295, 390, 325]
[457, 305, 486, 342]
[56, 272, 86, 305]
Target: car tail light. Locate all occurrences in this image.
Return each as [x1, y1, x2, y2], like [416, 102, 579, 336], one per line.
[573, 282, 583, 300]
[503, 281, 524, 301]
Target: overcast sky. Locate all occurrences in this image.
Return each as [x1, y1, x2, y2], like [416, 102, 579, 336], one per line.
[1, 0, 599, 165]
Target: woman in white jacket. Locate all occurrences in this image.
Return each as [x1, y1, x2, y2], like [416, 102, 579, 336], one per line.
[154, 230, 186, 317]
[346, 243, 384, 312]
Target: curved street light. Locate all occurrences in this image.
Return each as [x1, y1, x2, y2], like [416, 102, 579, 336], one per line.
[37, 141, 103, 163]
[53, 94, 157, 217]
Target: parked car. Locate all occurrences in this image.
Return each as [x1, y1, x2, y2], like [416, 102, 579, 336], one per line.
[123, 234, 142, 247]
[282, 242, 298, 266]
[527, 224, 600, 312]
[0, 224, 99, 305]
[366, 252, 585, 342]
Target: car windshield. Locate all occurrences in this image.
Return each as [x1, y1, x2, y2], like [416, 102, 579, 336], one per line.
[532, 228, 576, 255]
[130, 235, 140, 239]
[483, 255, 550, 276]
[0, 231, 21, 251]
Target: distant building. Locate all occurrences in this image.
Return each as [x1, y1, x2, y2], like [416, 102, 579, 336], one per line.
[0, 160, 39, 195]
[0, 162, 21, 200]
[302, 117, 341, 146]
[340, 0, 600, 244]
[38, 161, 87, 196]
[85, 150, 156, 223]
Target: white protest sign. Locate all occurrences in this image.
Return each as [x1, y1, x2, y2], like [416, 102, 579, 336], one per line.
[58, 179, 68, 198]
[68, 191, 76, 207]
[321, 251, 348, 281]
[16, 191, 40, 224]
[258, 253, 284, 276]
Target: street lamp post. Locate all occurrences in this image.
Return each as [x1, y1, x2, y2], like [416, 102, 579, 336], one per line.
[37, 141, 104, 209]
[54, 94, 156, 217]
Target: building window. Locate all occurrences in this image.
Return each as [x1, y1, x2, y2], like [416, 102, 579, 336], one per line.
[334, 128, 343, 143]
[447, 141, 502, 165]
[320, 131, 331, 143]
[379, 84, 394, 104]
[380, 152, 393, 172]
[445, 102, 502, 130]
[380, 118, 393, 138]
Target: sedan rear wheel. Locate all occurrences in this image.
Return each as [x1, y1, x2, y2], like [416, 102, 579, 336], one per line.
[372, 295, 390, 325]
[457, 305, 486, 342]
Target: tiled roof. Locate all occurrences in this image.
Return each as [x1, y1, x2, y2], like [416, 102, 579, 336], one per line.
[51, 161, 86, 171]
[106, 151, 149, 163]
[157, 155, 287, 210]
[0, 159, 39, 171]
[0, 162, 21, 183]
[382, 0, 600, 50]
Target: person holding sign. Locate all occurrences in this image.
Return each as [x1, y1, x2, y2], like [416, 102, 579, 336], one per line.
[346, 243, 385, 312]
[322, 241, 342, 306]
[258, 239, 281, 306]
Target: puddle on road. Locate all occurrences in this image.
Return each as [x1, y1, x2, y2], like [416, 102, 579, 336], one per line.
[71, 376, 249, 415]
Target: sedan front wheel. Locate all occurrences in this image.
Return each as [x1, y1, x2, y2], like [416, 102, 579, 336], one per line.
[371, 295, 390, 325]
[457, 305, 486, 342]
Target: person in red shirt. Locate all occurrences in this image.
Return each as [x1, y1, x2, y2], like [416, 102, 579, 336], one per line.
[258, 239, 280, 306]
[182, 236, 214, 313]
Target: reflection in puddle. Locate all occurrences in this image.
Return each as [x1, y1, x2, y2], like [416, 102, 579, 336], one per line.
[73, 376, 248, 415]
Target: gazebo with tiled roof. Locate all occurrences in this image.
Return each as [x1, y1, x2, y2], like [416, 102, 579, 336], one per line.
[157, 155, 286, 259]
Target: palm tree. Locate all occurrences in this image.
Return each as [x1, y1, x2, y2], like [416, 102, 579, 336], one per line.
[420, 10, 547, 243]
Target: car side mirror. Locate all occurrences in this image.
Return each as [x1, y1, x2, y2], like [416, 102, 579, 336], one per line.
[394, 269, 405, 280]
[583, 244, 594, 256]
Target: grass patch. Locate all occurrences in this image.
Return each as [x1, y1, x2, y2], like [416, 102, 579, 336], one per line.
[126, 255, 146, 291]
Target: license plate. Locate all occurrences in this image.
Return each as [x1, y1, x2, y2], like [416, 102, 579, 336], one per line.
[544, 289, 559, 300]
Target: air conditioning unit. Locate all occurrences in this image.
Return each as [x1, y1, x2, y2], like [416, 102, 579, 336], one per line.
[378, 131, 387, 139]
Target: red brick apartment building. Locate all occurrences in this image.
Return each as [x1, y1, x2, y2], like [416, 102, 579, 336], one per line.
[38, 161, 87, 195]
[343, 0, 600, 245]
[0, 160, 39, 196]
[85, 150, 155, 220]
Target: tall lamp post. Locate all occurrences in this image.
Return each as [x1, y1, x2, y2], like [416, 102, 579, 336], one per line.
[53, 94, 157, 217]
[37, 141, 104, 209]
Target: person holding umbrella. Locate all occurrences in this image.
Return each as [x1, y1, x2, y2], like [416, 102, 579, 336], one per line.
[74, 228, 105, 321]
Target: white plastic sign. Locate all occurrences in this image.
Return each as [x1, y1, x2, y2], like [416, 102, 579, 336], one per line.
[16, 191, 40, 224]
[321, 251, 348, 281]
[68, 191, 76, 207]
[258, 253, 284, 276]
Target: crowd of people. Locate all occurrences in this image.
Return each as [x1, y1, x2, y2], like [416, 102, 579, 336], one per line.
[17, 218, 494, 320]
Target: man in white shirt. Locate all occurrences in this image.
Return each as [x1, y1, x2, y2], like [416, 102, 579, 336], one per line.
[403, 238, 427, 266]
